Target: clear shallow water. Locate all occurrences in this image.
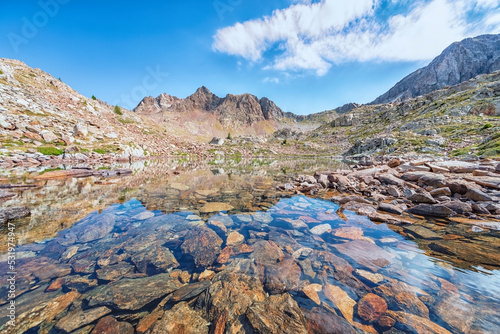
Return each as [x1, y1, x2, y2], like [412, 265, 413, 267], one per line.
[0, 159, 499, 333]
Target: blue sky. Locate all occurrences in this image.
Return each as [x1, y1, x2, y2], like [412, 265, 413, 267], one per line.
[1, 0, 499, 115]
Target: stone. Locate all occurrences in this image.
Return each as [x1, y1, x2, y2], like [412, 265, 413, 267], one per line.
[263, 258, 302, 294]
[333, 240, 393, 272]
[200, 202, 234, 213]
[171, 281, 211, 302]
[418, 173, 446, 187]
[357, 293, 388, 323]
[465, 188, 493, 201]
[387, 158, 401, 168]
[246, 293, 308, 334]
[378, 202, 403, 215]
[181, 226, 223, 267]
[430, 187, 452, 197]
[91, 316, 134, 334]
[131, 245, 179, 273]
[310, 223, 332, 235]
[404, 225, 441, 240]
[387, 186, 403, 197]
[10, 291, 80, 334]
[33, 263, 72, 281]
[209, 137, 224, 145]
[441, 201, 472, 215]
[226, 231, 244, 246]
[375, 280, 429, 318]
[386, 311, 452, 334]
[40, 130, 58, 143]
[331, 226, 365, 240]
[304, 307, 357, 334]
[148, 302, 209, 334]
[409, 192, 437, 204]
[302, 284, 322, 305]
[323, 285, 356, 324]
[63, 275, 98, 293]
[74, 123, 88, 137]
[56, 306, 111, 332]
[355, 269, 384, 284]
[85, 274, 183, 311]
[198, 269, 215, 281]
[251, 240, 284, 264]
[75, 213, 115, 243]
[96, 262, 135, 281]
[0, 206, 30, 224]
[378, 174, 404, 186]
[408, 204, 455, 217]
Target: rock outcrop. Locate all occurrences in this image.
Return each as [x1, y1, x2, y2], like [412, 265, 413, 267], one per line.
[372, 34, 500, 104]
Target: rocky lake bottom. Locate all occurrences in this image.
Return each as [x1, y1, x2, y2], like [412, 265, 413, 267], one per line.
[0, 158, 499, 334]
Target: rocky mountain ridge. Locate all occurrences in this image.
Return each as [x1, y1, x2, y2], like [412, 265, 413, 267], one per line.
[134, 86, 284, 127]
[372, 34, 500, 105]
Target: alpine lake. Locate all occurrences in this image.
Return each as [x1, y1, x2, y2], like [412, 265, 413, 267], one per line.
[0, 157, 499, 334]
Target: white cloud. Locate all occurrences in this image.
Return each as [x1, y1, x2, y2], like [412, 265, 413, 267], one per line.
[263, 77, 280, 83]
[213, 0, 500, 76]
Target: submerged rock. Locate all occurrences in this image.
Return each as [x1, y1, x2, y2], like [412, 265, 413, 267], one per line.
[333, 240, 393, 272]
[246, 293, 308, 334]
[181, 226, 223, 267]
[85, 274, 183, 311]
[91, 316, 134, 334]
[147, 302, 209, 334]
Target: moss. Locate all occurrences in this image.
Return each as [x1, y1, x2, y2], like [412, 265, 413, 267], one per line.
[37, 147, 64, 156]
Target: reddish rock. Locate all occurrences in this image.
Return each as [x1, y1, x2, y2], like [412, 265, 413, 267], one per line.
[357, 293, 388, 323]
[91, 316, 134, 334]
[333, 240, 393, 272]
[226, 231, 245, 246]
[181, 226, 223, 267]
[264, 258, 302, 294]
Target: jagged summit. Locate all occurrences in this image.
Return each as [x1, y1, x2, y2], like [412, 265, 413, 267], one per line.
[372, 34, 500, 105]
[134, 87, 284, 126]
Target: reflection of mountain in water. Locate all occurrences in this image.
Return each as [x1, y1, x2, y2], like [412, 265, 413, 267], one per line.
[0, 158, 348, 250]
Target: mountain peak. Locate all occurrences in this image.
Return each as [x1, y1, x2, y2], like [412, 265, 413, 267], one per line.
[372, 33, 500, 104]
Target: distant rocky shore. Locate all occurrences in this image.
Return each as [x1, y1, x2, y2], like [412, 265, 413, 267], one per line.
[280, 157, 500, 223]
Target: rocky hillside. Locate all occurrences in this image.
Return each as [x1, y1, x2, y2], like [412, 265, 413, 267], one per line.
[134, 87, 285, 130]
[311, 70, 500, 157]
[0, 58, 201, 165]
[372, 34, 500, 104]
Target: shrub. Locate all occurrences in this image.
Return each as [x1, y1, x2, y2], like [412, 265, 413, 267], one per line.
[282, 139, 287, 145]
[227, 133, 232, 140]
[92, 95, 97, 100]
[114, 106, 123, 115]
[37, 147, 64, 156]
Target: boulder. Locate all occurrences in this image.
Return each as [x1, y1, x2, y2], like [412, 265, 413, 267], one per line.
[408, 204, 455, 217]
[465, 188, 493, 201]
[91, 316, 134, 334]
[147, 302, 209, 334]
[357, 293, 388, 323]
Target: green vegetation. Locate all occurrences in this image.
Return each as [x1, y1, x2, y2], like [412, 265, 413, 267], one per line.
[93, 148, 109, 154]
[92, 95, 97, 100]
[227, 133, 232, 140]
[282, 139, 287, 145]
[477, 132, 500, 156]
[114, 106, 123, 115]
[39, 167, 63, 175]
[21, 109, 46, 117]
[37, 147, 64, 156]
[0, 70, 3, 75]
[118, 118, 135, 124]
[481, 123, 493, 130]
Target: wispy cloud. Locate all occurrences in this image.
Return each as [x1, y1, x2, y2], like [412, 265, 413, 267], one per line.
[263, 77, 280, 83]
[213, 0, 500, 76]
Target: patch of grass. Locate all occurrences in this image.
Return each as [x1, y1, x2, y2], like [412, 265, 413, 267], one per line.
[450, 147, 474, 157]
[114, 106, 123, 115]
[477, 132, 500, 157]
[0, 70, 3, 75]
[37, 147, 64, 156]
[21, 109, 46, 117]
[39, 167, 63, 175]
[481, 123, 493, 130]
[98, 166, 110, 170]
[93, 148, 109, 154]
[118, 118, 135, 124]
